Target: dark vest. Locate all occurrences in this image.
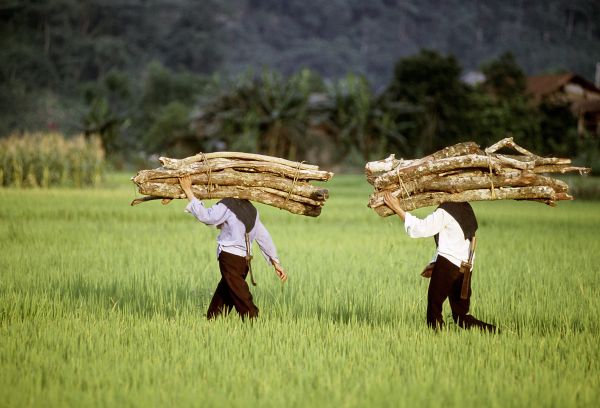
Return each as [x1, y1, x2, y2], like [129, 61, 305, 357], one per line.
[219, 198, 257, 233]
[434, 202, 478, 247]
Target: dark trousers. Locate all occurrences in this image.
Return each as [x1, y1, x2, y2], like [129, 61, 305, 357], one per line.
[427, 255, 496, 332]
[206, 251, 259, 320]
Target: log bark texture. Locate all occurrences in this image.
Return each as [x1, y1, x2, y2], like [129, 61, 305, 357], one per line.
[135, 169, 329, 201]
[373, 154, 503, 189]
[131, 152, 332, 217]
[365, 137, 591, 216]
[134, 158, 333, 183]
[159, 151, 320, 171]
[373, 186, 560, 217]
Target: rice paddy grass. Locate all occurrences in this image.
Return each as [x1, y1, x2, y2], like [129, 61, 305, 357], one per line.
[0, 174, 599, 407]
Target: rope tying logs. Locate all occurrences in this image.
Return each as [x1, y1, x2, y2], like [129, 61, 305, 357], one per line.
[200, 152, 214, 199]
[485, 151, 496, 200]
[284, 160, 304, 206]
[396, 167, 416, 211]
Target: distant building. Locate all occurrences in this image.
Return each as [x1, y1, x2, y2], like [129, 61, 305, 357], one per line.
[461, 71, 486, 87]
[526, 73, 600, 135]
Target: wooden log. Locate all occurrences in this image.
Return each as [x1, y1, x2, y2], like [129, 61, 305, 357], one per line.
[364, 154, 407, 174]
[366, 138, 589, 216]
[372, 186, 560, 216]
[130, 196, 174, 206]
[136, 180, 324, 206]
[532, 164, 591, 174]
[136, 181, 321, 206]
[484, 137, 536, 156]
[133, 158, 333, 184]
[502, 155, 572, 166]
[373, 170, 494, 195]
[491, 153, 535, 170]
[482, 137, 584, 169]
[133, 168, 328, 201]
[373, 154, 503, 190]
[159, 151, 320, 171]
[368, 172, 570, 208]
[365, 141, 482, 180]
[254, 187, 323, 207]
[135, 182, 322, 216]
[131, 196, 165, 206]
[426, 141, 483, 160]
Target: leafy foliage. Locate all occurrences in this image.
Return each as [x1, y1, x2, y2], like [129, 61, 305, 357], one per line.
[1, 1, 598, 165]
[192, 69, 322, 160]
[468, 53, 541, 149]
[382, 50, 473, 156]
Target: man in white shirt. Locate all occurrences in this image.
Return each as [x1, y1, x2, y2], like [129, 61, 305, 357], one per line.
[179, 175, 287, 320]
[384, 192, 497, 332]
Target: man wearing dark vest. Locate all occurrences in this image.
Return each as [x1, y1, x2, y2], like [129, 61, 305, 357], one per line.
[179, 175, 287, 320]
[384, 192, 497, 332]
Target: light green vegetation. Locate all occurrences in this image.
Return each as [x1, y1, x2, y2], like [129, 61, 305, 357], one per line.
[1, 174, 599, 407]
[0, 133, 104, 188]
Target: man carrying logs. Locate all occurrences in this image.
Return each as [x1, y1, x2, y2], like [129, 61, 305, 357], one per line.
[383, 192, 497, 332]
[179, 175, 287, 321]
[366, 138, 590, 332]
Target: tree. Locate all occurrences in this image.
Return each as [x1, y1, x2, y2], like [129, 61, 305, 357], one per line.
[146, 101, 196, 157]
[479, 52, 527, 99]
[382, 50, 472, 156]
[81, 70, 133, 156]
[192, 69, 323, 160]
[471, 52, 540, 150]
[327, 73, 411, 161]
[136, 62, 208, 154]
[537, 100, 578, 157]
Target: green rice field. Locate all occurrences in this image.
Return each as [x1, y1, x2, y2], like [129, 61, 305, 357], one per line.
[1, 174, 599, 407]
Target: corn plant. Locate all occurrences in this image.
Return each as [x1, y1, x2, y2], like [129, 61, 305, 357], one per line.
[0, 132, 105, 188]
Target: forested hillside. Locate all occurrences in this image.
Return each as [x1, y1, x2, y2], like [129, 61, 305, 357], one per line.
[1, 0, 599, 166]
[3, 0, 598, 88]
[222, 0, 600, 86]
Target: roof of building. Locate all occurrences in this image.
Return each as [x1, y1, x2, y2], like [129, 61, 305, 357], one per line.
[572, 98, 600, 114]
[526, 73, 600, 102]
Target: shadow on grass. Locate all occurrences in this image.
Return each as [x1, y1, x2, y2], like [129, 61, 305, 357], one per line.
[3, 274, 214, 320]
[297, 303, 416, 328]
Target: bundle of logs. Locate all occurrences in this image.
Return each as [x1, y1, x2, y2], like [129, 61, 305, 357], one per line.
[366, 137, 591, 217]
[131, 152, 333, 217]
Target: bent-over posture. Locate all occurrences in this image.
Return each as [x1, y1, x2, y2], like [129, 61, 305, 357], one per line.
[179, 176, 287, 320]
[384, 192, 497, 332]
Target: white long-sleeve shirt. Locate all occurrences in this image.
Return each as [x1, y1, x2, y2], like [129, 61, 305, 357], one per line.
[404, 209, 474, 268]
[185, 198, 279, 263]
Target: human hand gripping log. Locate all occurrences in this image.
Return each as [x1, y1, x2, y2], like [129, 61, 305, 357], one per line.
[383, 191, 406, 221]
[179, 175, 194, 200]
